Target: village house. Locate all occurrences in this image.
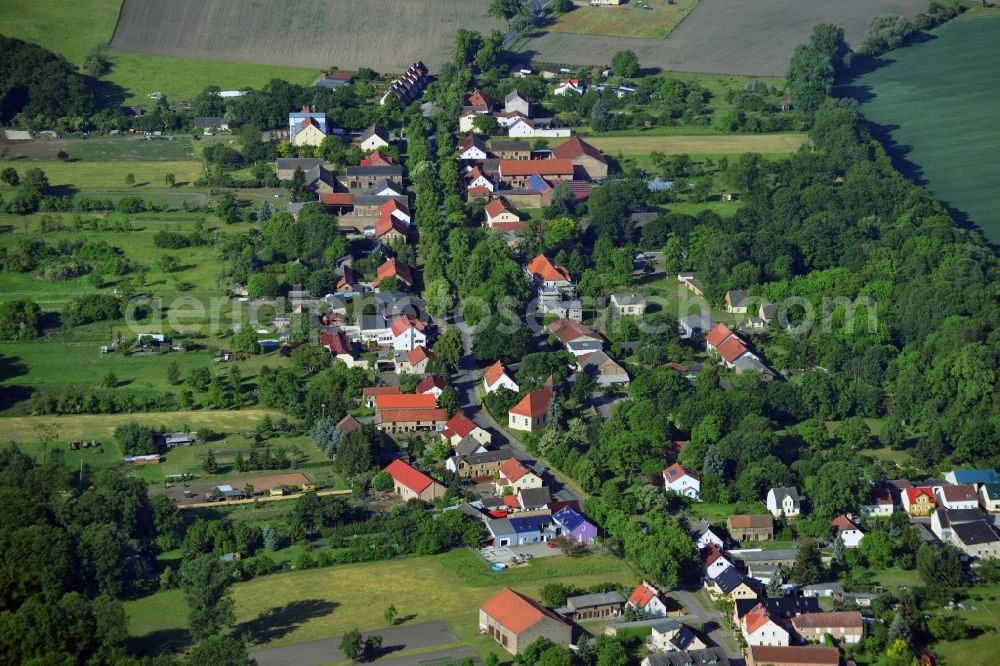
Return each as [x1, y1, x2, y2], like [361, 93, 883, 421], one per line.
[577, 350, 630, 386]
[388, 314, 426, 351]
[489, 139, 531, 160]
[691, 519, 727, 550]
[553, 506, 598, 544]
[610, 293, 647, 317]
[380, 198, 410, 225]
[466, 166, 494, 193]
[276, 157, 325, 180]
[454, 434, 489, 458]
[552, 135, 609, 181]
[373, 258, 414, 291]
[394, 345, 434, 374]
[711, 566, 758, 601]
[725, 289, 751, 314]
[700, 543, 734, 580]
[356, 125, 390, 152]
[548, 319, 602, 351]
[374, 393, 446, 434]
[383, 459, 445, 502]
[379, 62, 428, 106]
[362, 385, 400, 408]
[319, 330, 357, 366]
[931, 507, 983, 544]
[446, 449, 516, 478]
[862, 483, 898, 517]
[767, 487, 802, 518]
[495, 457, 544, 494]
[981, 483, 1000, 512]
[506, 116, 571, 139]
[288, 107, 328, 146]
[937, 484, 980, 510]
[485, 199, 524, 231]
[648, 619, 706, 653]
[642, 649, 730, 666]
[704, 323, 736, 353]
[554, 79, 585, 95]
[361, 150, 394, 167]
[440, 411, 491, 447]
[791, 611, 864, 644]
[479, 587, 572, 654]
[504, 90, 531, 117]
[831, 515, 864, 548]
[343, 164, 404, 190]
[459, 134, 489, 161]
[903, 486, 936, 516]
[663, 463, 700, 499]
[746, 646, 839, 666]
[498, 159, 574, 188]
[483, 360, 519, 394]
[736, 549, 799, 569]
[558, 591, 624, 621]
[337, 414, 361, 437]
[951, 521, 1000, 559]
[742, 603, 791, 647]
[193, 116, 228, 131]
[374, 215, 408, 245]
[517, 487, 551, 511]
[508, 388, 553, 432]
[728, 515, 774, 542]
[627, 581, 670, 618]
[316, 71, 353, 89]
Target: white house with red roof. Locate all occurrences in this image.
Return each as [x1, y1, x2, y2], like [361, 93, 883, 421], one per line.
[319, 330, 357, 366]
[383, 459, 446, 502]
[508, 388, 553, 432]
[554, 79, 585, 96]
[742, 603, 790, 647]
[483, 360, 519, 394]
[831, 515, 864, 548]
[485, 199, 523, 231]
[495, 457, 544, 493]
[525, 254, 572, 290]
[389, 315, 427, 351]
[441, 411, 492, 447]
[416, 375, 446, 398]
[466, 167, 494, 193]
[627, 581, 669, 618]
[380, 198, 410, 225]
[700, 543, 734, 580]
[663, 463, 700, 499]
[705, 323, 735, 352]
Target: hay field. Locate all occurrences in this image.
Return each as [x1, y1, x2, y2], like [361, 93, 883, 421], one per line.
[523, 0, 926, 75]
[848, 11, 1000, 244]
[566, 132, 808, 156]
[112, 0, 503, 72]
[548, 0, 698, 39]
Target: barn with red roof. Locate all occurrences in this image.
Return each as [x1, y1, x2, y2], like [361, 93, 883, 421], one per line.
[479, 587, 571, 654]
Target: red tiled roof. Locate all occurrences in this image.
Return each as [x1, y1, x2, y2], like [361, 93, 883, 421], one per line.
[831, 515, 859, 532]
[363, 386, 401, 396]
[319, 331, 353, 356]
[468, 186, 492, 199]
[729, 515, 772, 529]
[374, 258, 413, 287]
[748, 646, 839, 666]
[500, 159, 574, 177]
[384, 459, 436, 493]
[375, 393, 437, 410]
[443, 412, 478, 439]
[509, 388, 552, 418]
[380, 198, 409, 218]
[716, 336, 749, 363]
[416, 375, 446, 394]
[552, 135, 606, 164]
[484, 360, 511, 387]
[464, 89, 492, 109]
[792, 611, 863, 631]
[503, 494, 520, 508]
[375, 215, 408, 239]
[361, 150, 393, 167]
[379, 408, 448, 424]
[485, 199, 518, 220]
[663, 463, 697, 483]
[480, 587, 568, 635]
[320, 193, 354, 207]
[628, 582, 659, 609]
[526, 254, 571, 283]
[390, 314, 425, 336]
[743, 603, 774, 635]
[705, 323, 734, 348]
[337, 414, 361, 435]
[547, 318, 599, 344]
[906, 487, 934, 503]
[406, 345, 431, 365]
[700, 542, 725, 567]
[498, 457, 533, 484]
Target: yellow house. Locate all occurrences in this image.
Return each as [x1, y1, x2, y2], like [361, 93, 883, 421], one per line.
[904, 487, 936, 516]
[294, 117, 327, 147]
[494, 458, 543, 494]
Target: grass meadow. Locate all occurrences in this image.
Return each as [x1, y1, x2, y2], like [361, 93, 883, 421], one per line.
[573, 133, 808, 157]
[548, 0, 699, 40]
[847, 10, 1000, 245]
[125, 548, 637, 655]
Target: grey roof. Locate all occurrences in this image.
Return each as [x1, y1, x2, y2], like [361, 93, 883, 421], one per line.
[358, 314, 389, 331]
[612, 293, 646, 306]
[737, 548, 798, 563]
[366, 178, 403, 194]
[566, 339, 603, 353]
[937, 507, 986, 527]
[578, 350, 627, 377]
[801, 582, 845, 595]
[913, 522, 939, 545]
[505, 90, 528, 104]
[486, 517, 515, 537]
[455, 434, 486, 457]
[358, 125, 389, 143]
[735, 596, 820, 620]
[953, 521, 1000, 545]
[726, 289, 749, 307]
[759, 302, 776, 319]
[714, 566, 747, 594]
[642, 648, 729, 666]
[352, 193, 408, 206]
[770, 486, 801, 505]
[458, 450, 516, 466]
[733, 355, 773, 375]
[286, 202, 306, 214]
[566, 590, 624, 609]
[304, 164, 335, 188]
[650, 618, 682, 634]
[346, 165, 404, 177]
[679, 314, 714, 336]
[489, 139, 530, 152]
[518, 486, 551, 507]
[277, 158, 324, 172]
[193, 116, 225, 127]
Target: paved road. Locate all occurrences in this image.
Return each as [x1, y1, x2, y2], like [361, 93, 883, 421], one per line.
[672, 589, 743, 663]
[250, 621, 457, 666]
[447, 319, 580, 503]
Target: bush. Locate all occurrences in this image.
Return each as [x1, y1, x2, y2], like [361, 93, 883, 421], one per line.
[0, 299, 43, 340]
[115, 421, 156, 456]
[61, 294, 121, 326]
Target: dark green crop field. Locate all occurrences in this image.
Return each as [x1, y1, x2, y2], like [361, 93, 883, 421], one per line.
[846, 11, 1000, 244]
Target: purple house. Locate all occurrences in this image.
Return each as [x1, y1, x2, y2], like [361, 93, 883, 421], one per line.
[554, 507, 598, 544]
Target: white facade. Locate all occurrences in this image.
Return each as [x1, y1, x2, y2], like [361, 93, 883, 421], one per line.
[484, 373, 519, 394]
[767, 488, 801, 518]
[742, 616, 790, 647]
[391, 325, 427, 352]
[838, 527, 864, 549]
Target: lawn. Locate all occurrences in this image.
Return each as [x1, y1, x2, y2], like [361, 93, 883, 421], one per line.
[0, 0, 123, 66]
[548, 0, 699, 40]
[927, 583, 1000, 666]
[846, 10, 1000, 244]
[0, 160, 202, 190]
[126, 548, 638, 655]
[570, 133, 807, 157]
[2, 137, 201, 162]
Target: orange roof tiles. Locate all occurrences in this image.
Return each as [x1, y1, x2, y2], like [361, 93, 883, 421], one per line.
[485, 199, 517, 220]
[628, 582, 659, 608]
[321, 193, 354, 206]
[500, 159, 574, 177]
[384, 459, 436, 493]
[743, 603, 774, 634]
[444, 412, 478, 439]
[552, 135, 605, 163]
[480, 587, 568, 635]
[374, 258, 413, 287]
[716, 336, 749, 363]
[363, 386, 401, 396]
[361, 150, 394, 167]
[375, 393, 437, 410]
[484, 360, 512, 387]
[498, 457, 533, 484]
[406, 345, 431, 365]
[526, 254, 571, 283]
[379, 408, 448, 424]
[705, 323, 734, 348]
[509, 388, 552, 419]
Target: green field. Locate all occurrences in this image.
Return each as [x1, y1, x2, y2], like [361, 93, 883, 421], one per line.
[548, 0, 699, 39]
[0, 160, 202, 190]
[0, 0, 318, 105]
[126, 549, 638, 655]
[847, 10, 1000, 244]
[573, 133, 808, 157]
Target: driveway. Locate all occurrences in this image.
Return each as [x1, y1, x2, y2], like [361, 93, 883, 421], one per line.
[249, 621, 457, 666]
[671, 589, 743, 663]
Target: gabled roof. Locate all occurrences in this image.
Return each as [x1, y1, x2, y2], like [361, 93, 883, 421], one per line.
[390, 314, 425, 336]
[358, 125, 389, 144]
[728, 515, 772, 529]
[527, 254, 571, 283]
[484, 360, 514, 387]
[868, 483, 896, 505]
[459, 134, 487, 154]
[375, 258, 414, 288]
[791, 611, 863, 631]
[416, 375, 446, 394]
[363, 386, 401, 397]
[479, 587, 566, 634]
[345, 164, 404, 177]
[509, 388, 553, 419]
[375, 214, 408, 239]
[705, 323, 734, 348]
[406, 345, 432, 366]
[664, 463, 697, 483]
[905, 486, 935, 503]
[319, 330, 353, 356]
[933, 507, 983, 527]
[384, 459, 436, 494]
[464, 89, 493, 109]
[485, 198, 518, 220]
[375, 393, 437, 410]
[941, 484, 979, 503]
[548, 318, 599, 344]
[519, 486, 552, 507]
[336, 414, 361, 435]
[361, 150, 394, 167]
[553, 506, 588, 531]
[443, 412, 479, 439]
[952, 520, 1000, 545]
[498, 457, 535, 483]
[831, 515, 861, 532]
[500, 159, 575, 177]
[716, 336, 749, 363]
[700, 543, 727, 568]
[629, 582, 660, 609]
[578, 350, 627, 378]
[502, 494, 520, 509]
[552, 135, 606, 164]
[714, 566, 748, 595]
[949, 469, 1000, 485]
[321, 192, 355, 206]
[747, 646, 838, 666]
[379, 407, 447, 423]
[982, 483, 1000, 501]
[743, 603, 776, 634]
[379, 198, 409, 218]
[489, 139, 530, 153]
